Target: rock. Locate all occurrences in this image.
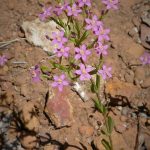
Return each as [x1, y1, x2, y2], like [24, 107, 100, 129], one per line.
[105, 78, 139, 103]
[120, 116, 128, 122]
[18, 31, 25, 38]
[19, 102, 40, 131]
[140, 24, 150, 49]
[44, 145, 56, 150]
[21, 19, 61, 52]
[124, 70, 134, 83]
[125, 43, 145, 64]
[134, 66, 146, 81]
[115, 123, 127, 133]
[128, 27, 141, 43]
[93, 137, 105, 150]
[7, 0, 17, 10]
[0, 65, 9, 76]
[141, 77, 150, 88]
[21, 135, 37, 149]
[122, 125, 137, 149]
[132, 16, 141, 30]
[45, 88, 74, 128]
[20, 83, 32, 98]
[78, 125, 94, 138]
[141, 11, 150, 27]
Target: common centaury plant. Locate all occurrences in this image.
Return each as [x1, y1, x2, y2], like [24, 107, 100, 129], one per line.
[37, 0, 119, 150]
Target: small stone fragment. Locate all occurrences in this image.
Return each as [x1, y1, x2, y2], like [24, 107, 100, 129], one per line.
[21, 19, 61, 52]
[115, 123, 127, 133]
[21, 135, 37, 149]
[141, 11, 150, 27]
[140, 24, 150, 49]
[141, 77, 150, 88]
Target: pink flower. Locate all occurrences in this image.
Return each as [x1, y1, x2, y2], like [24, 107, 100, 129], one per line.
[140, 52, 150, 65]
[52, 74, 69, 91]
[85, 15, 103, 32]
[53, 3, 68, 16]
[95, 42, 108, 56]
[98, 65, 112, 80]
[54, 46, 70, 58]
[0, 55, 7, 66]
[30, 65, 41, 82]
[101, 0, 119, 10]
[75, 63, 94, 80]
[78, 0, 91, 7]
[39, 6, 52, 21]
[51, 31, 68, 49]
[67, 3, 82, 17]
[96, 26, 110, 41]
[75, 44, 91, 62]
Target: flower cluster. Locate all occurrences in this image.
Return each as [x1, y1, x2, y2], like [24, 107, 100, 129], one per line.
[36, 0, 120, 91]
[140, 52, 150, 65]
[0, 55, 7, 66]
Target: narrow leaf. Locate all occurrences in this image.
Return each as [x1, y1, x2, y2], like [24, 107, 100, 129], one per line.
[102, 139, 111, 150]
[106, 117, 114, 134]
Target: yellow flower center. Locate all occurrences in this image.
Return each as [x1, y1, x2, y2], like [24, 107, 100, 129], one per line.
[58, 79, 62, 83]
[61, 48, 64, 52]
[80, 49, 85, 55]
[82, 68, 86, 74]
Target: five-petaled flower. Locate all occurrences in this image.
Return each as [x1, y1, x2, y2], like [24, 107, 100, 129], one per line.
[39, 6, 52, 21]
[30, 65, 41, 82]
[96, 26, 110, 41]
[51, 31, 68, 49]
[85, 15, 103, 32]
[101, 0, 119, 10]
[75, 63, 94, 80]
[67, 3, 82, 17]
[140, 52, 150, 65]
[0, 55, 7, 66]
[98, 65, 112, 80]
[52, 74, 69, 91]
[75, 44, 91, 62]
[95, 42, 108, 56]
[54, 46, 70, 58]
[78, 0, 91, 7]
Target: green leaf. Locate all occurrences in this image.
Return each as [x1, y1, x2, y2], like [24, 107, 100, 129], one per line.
[77, 30, 89, 46]
[96, 75, 100, 90]
[51, 62, 68, 72]
[91, 82, 97, 93]
[50, 17, 64, 28]
[41, 66, 51, 72]
[102, 139, 111, 150]
[94, 99, 107, 115]
[106, 116, 114, 134]
[74, 21, 80, 38]
[70, 38, 76, 44]
[42, 74, 52, 80]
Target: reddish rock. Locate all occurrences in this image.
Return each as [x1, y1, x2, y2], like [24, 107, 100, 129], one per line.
[46, 88, 74, 128]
